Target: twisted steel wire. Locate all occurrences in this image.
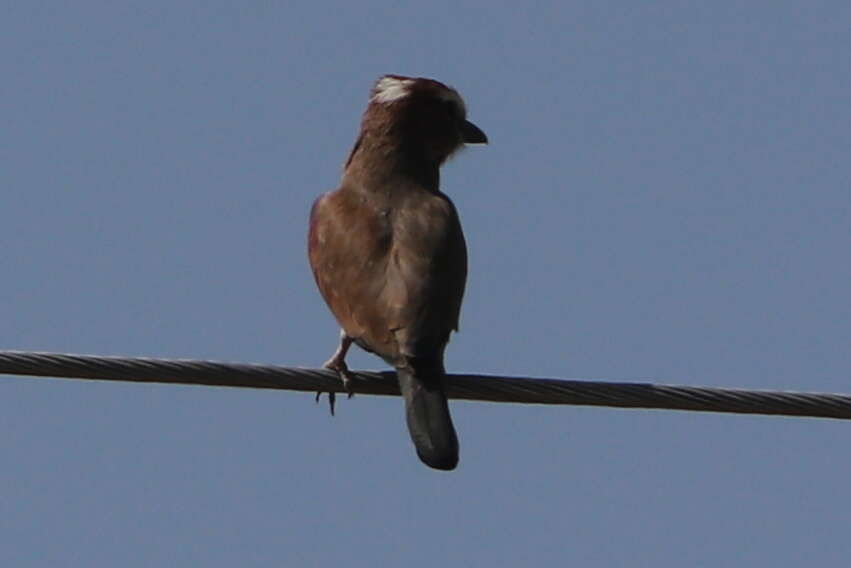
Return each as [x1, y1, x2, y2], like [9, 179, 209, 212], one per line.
[1, 350, 850, 419]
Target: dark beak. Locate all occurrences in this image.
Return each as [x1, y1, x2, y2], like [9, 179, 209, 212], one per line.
[460, 120, 488, 144]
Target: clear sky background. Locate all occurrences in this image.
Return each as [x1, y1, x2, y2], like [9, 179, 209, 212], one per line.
[2, 2, 850, 566]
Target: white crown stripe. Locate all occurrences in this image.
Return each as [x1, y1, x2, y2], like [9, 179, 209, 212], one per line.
[371, 76, 468, 118]
[372, 77, 414, 103]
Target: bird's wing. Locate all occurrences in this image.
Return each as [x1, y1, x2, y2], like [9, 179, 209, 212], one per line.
[383, 190, 467, 360]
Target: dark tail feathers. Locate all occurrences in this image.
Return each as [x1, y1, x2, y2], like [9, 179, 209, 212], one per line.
[396, 366, 459, 471]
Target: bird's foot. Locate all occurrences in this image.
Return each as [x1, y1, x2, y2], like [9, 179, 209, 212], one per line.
[315, 357, 355, 416]
[325, 357, 356, 398]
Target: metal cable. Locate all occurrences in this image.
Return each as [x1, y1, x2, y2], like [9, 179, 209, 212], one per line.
[1, 350, 850, 420]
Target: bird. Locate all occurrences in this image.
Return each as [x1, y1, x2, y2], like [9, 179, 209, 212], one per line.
[307, 75, 487, 470]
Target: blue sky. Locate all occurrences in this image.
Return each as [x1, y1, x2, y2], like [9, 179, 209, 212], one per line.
[2, 2, 850, 566]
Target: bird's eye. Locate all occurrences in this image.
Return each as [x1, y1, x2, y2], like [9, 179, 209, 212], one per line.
[442, 100, 460, 120]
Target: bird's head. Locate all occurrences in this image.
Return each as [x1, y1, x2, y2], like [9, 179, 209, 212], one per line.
[352, 75, 487, 169]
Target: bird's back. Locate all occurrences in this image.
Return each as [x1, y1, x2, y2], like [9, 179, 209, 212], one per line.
[308, 182, 467, 366]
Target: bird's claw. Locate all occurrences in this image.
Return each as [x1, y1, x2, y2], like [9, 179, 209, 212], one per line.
[315, 389, 338, 415]
[315, 359, 355, 416]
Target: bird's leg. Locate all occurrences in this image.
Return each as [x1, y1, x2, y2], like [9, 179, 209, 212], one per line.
[324, 331, 355, 394]
[315, 330, 355, 415]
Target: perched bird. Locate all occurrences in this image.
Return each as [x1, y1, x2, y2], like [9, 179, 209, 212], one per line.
[307, 75, 487, 470]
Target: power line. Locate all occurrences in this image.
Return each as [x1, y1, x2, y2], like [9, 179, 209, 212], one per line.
[1, 350, 850, 420]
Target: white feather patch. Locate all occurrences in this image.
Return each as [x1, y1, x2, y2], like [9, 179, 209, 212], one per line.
[372, 76, 414, 103]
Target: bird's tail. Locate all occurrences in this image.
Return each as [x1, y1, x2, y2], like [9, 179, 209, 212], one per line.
[396, 364, 459, 471]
